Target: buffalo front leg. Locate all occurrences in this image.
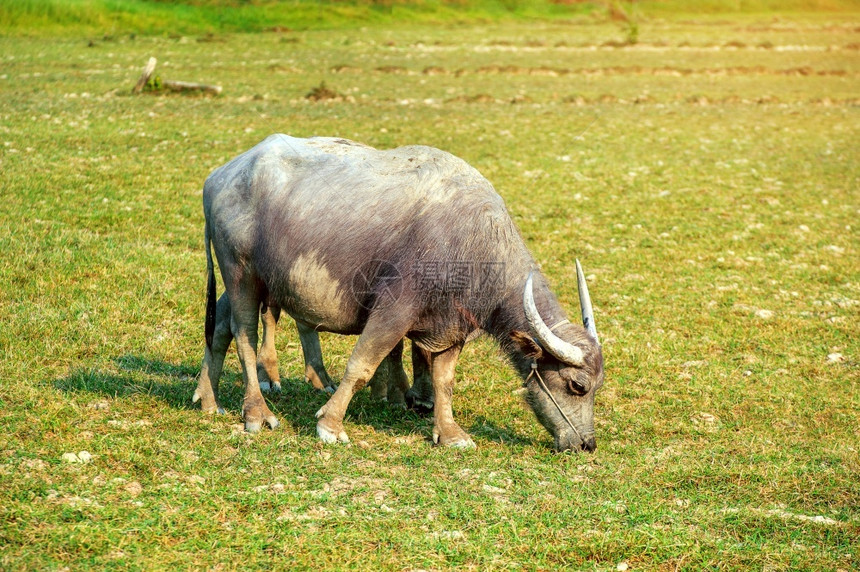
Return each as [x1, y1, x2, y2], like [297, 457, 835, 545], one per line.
[430, 344, 474, 448]
[256, 303, 281, 393]
[296, 321, 336, 393]
[195, 293, 232, 414]
[315, 318, 410, 444]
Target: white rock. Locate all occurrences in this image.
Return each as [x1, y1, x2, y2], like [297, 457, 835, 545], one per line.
[482, 484, 506, 494]
[827, 353, 844, 363]
[435, 530, 465, 540]
[77, 451, 93, 463]
[124, 481, 143, 496]
[755, 309, 774, 319]
[617, 562, 630, 571]
[61, 452, 80, 464]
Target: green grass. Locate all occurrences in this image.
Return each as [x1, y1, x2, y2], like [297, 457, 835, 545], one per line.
[3, 0, 860, 37]
[1, 9, 859, 572]
[0, 0, 597, 36]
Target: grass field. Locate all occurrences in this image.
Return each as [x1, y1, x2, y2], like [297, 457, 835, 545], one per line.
[1, 3, 858, 570]
[2, 0, 859, 36]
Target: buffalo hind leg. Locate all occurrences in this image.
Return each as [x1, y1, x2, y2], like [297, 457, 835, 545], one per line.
[195, 294, 279, 414]
[296, 321, 336, 392]
[228, 283, 278, 433]
[405, 345, 434, 413]
[384, 341, 409, 407]
[368, 340, 409, 408]
[195, 293, 232, 414]
[257, 304, 281, 393]
[315, 315, 411, 444]
[429, 344, 474, 448]
[368, 355, 390, 402]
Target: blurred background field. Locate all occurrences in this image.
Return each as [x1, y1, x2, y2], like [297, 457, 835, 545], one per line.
[2, 0, 860, 35]
[0, 1, 857, 570]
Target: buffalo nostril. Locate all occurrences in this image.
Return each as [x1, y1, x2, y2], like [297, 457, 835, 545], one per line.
[581, 436, 596, 452]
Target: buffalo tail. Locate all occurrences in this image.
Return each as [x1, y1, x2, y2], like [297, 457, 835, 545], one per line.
[204, 220, 216, 350]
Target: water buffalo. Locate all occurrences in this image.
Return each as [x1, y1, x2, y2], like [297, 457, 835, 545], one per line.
[200, 134, 603, 451]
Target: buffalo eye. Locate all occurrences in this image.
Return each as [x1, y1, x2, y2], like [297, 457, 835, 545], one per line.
[567, 377, 588, 396]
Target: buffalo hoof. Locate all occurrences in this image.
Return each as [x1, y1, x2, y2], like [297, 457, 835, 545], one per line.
[408, 399, 434, 415]
[315, 403, 348, 443]
[317, 420, 349, 444]
[192, 390, 224, 415]
[405, 391, 434, 415]
[244, 415, 279, 433]
[369, 382, 388, 402]
[199, 405, 225, 415]
[433, 426, 476, 449]
[257, 363, 281, 394]
[259, 381, 282, 394]
[243, 403, 279, 433]
[305, 365, 336, 393]
[434, 435, 476, 449]
[451, 438, 477, 449]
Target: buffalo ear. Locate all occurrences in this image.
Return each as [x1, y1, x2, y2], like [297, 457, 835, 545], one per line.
[510, 330, 543, 360]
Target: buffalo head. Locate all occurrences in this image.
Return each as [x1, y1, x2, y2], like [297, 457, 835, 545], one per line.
[513, 261, 604, 452]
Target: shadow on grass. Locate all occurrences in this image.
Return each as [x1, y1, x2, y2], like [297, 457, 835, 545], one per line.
[49, 355, 443, 441]
[115, 355, 198, 379]
[53, 356, 538, 446]
[470, 415, 536, 447]
[334, 391, 435, 442]
[50, 355, 202, 411]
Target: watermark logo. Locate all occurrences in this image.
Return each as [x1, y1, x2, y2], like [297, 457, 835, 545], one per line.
[413, 261, 504, 292]
[351, 259, 403, 310]
[350, 260, 506, 311]
[413, 261, 505, 309]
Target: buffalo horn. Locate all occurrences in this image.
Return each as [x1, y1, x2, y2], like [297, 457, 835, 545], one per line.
[575, 259, 599, 344]
[523, 272, 585, 366]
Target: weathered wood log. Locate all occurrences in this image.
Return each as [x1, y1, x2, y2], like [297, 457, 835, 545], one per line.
[132, 57, 157, 94]
[131, 56, 221, 96]
[162, 80, 223, 95]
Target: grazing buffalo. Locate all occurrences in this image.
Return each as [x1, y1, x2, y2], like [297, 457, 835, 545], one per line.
[200, 134, 603, 451]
